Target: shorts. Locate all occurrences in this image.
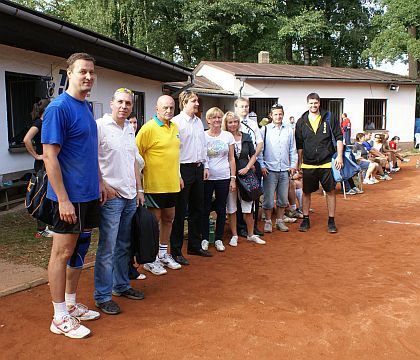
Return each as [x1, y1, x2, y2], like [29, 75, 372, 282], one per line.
[145, 192, 178, 209]
[226, 190, 253, 214]
[358, 160, 370, 171]
[302, 168, 335, 194]
[51, 199, 100, 234]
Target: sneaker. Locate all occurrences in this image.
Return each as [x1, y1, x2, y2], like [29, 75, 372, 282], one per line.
[286, 209, 304, 219]
[35, 226, 54, 238]
[112, 287, 145, 300]
[345, 188, 357, 195]
[352, 187, 364, 194]
[229, 235, 238, 247]
[50, 315, 90, 338]
[371, 178, 379, 184]
[264, 220, 272, 233]
[136, 273, 146, 280]
[298, 218, 310, 232]
[201, 239, 209, 251]
[403, 158, 410, 163]
[363, 178, 374, 185]
[143, 260, 167, 275]
[159, 253, 181, 270]
[246, 235, 266, 245]
[95, 300, 121, 315]
[328, 221, 338, 233]
[276, 219, 289, 232]
[282, 215, 297, 223]
[68, 303, 100, 321]
[215, 240, 225, 252]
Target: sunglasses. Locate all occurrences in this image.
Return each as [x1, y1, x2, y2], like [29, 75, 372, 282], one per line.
[115, 87, 133, 95]
[271, 103, 283, 109]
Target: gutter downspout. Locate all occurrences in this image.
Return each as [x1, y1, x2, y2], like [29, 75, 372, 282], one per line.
[238, 77, 245, 97]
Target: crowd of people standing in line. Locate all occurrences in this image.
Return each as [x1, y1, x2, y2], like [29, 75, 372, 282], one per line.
[30, 52, 409, 340]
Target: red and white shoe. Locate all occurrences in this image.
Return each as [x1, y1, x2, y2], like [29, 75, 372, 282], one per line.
[50, 315, 90, 339]
[68, 303, 100, 321]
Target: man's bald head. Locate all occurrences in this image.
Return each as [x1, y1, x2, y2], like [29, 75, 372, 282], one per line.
[156, 95, 175, 124]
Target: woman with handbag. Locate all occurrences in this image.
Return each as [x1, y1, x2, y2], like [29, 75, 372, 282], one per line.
[223, 112, 265, 247]
[201, 107, 236, 252]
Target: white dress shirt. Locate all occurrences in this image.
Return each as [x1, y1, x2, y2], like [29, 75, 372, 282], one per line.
[172, 111, 207, 164]
[240, 116, 263, 148]
[97, 114, 137, 199]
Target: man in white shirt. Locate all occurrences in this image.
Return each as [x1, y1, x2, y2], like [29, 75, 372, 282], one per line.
[234, 97, 264, 236]
[170, 90, 212, 264]
[94, 88, 144, 315]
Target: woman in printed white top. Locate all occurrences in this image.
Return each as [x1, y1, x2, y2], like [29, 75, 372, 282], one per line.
[201, 107, 236, 252]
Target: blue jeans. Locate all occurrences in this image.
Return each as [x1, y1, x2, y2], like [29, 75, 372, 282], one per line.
[94, 197, 137, 303]
[262, 170, 289, 209]
[202, 179, 230, 241]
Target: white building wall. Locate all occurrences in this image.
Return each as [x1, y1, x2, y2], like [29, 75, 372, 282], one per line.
[0, 45, 163, 176]
[196, 64, 236, 92]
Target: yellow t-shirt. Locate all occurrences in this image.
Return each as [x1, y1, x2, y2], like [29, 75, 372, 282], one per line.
[136, 117, 180, 193]
[301, 113, 332, 169]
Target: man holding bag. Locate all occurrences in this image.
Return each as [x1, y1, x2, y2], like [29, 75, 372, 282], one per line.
[295, 93, 343, 233]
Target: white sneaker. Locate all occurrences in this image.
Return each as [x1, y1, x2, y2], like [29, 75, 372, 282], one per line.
[363, 178, 374, 185]
[403, 158, 410, 163]
[143, 260, 167, 275]
[158, 254, 181, 270]
[282, 215, 297, 223]
[215, 240, 225, 252]
[247, 234, 266, 245]
[50, 315, 90, 339]
[68, 303, 100, 321]
[229, 236, 238, 247]
[276, 219, 289, 232]
[371, 178, 379, 184]
[264, 220, 272, 233]
[201, 239, 209, 251]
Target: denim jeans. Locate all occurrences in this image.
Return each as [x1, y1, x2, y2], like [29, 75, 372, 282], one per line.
[202, 179, 230, 240]
[94, 197, 137, 303]
[262, 170, 289, 209]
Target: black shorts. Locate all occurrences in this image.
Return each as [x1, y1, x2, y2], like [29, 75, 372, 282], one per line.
[145, 193, 178, 209]
[302, 168, 336, 194]
[51, 199, 100, 234]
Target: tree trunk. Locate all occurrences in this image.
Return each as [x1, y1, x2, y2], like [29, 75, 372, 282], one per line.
[408, 27, 418, 79]
[285, 36, 293, 62]
[303, 45, 311, 65]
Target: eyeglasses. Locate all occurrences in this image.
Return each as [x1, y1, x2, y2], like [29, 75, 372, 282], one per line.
[115, 87, 133, 95]
[271, 103, 283, 110]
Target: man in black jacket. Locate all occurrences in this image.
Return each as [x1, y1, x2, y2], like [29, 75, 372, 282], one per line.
[295, 93, 343, 233]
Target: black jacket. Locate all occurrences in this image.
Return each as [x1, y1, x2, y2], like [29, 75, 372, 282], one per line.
[234, 132, 256, 171]
[295, 109, 343, 166]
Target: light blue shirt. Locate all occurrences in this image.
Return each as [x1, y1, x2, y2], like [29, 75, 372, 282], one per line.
[259, 123, 297, 171]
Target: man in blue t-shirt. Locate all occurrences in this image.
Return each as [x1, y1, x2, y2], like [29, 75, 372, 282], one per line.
[42, 53, 106, 339]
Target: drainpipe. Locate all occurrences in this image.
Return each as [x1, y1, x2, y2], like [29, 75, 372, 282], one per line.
[238, 77, 245, 97]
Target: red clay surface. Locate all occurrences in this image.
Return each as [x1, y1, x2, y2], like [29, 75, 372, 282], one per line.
[1, 156, 420, 360]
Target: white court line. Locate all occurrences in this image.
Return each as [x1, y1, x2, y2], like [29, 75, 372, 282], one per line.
[373, 220, 420, 226]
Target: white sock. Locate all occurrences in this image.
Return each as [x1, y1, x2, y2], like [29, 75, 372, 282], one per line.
[265, 219, 272, 223]
[65, 293, 77, 308]
[389, 162, 393, 171]
[158, 244, 168, 258]
[53, 301, 69, 321]
[291, 204, 297, 210]
[295, 188, 302, 206]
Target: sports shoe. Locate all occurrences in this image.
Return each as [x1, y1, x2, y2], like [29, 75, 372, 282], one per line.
[345, 188, 357, 195]
[403, 158, 410, 163]
[264, 220, 272, 233]
[246, 235, 266, 245]
[276, 219, 289, 232]
[286, 209, 304, 219]
[298, 218, 310, 232]
[328, 221, 338, 233]
[95, 300, 121, 315]
[229, 235, 238, 247]
[143, 260, 167, 275]
[282, 215, 297, 223]
[352, 187, 364, 194]
[35, 226, 54, 238]
[363, 178, 374, 185]
[201, 239, 209, 251]
[50, 315, 90, 338]
[68, 303, 100, 321]
[159, 253, 181, 270]
[215, 240, 225, 252]
[371, 178, 379, 184]
[112, 287, 145, 300]
[379, 174, 392, 180]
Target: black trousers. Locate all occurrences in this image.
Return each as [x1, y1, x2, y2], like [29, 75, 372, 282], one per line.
[170, 163, 204, 255]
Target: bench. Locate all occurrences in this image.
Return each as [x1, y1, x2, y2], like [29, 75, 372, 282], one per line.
[0, 181, 28, 210]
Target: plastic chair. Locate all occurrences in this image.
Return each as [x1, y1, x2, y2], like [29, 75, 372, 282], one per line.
[415, 133, 420, 149]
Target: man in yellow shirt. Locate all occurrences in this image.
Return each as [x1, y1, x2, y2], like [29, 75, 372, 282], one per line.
[136, 95, 182, 275]
[295, 93, 343, 233]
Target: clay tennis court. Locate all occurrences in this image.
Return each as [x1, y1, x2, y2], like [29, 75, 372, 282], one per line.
[1, 157, 420, 359]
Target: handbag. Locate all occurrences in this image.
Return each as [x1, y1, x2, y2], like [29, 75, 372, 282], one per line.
[237, 170, 262, 202]
[25, 168, 53, 224]
[326, 118, 361, 182]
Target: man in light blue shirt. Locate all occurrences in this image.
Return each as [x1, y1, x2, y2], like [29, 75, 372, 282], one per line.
[259, 103, 297, 233]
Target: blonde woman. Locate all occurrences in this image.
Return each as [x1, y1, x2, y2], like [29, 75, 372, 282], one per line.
[201, 107, 236, 252]
[223, 112, 265, 246]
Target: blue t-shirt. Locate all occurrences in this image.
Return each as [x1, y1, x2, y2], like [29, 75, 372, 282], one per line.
[362, 141, 372, 151]
[42, 92, 99, 203]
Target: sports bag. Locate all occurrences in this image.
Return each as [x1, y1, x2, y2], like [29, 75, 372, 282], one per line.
[237, 170, 262, 202]
[25, 168, 53, 224]
[131, 205, 159, 264]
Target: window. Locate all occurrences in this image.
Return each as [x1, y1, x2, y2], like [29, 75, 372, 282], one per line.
[364, 99, 386, 130]
[249, 98, 277, 121]
[132, 91, 145, 127]
[320, 98, 343, 123]
[6, 72, 51, 148]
